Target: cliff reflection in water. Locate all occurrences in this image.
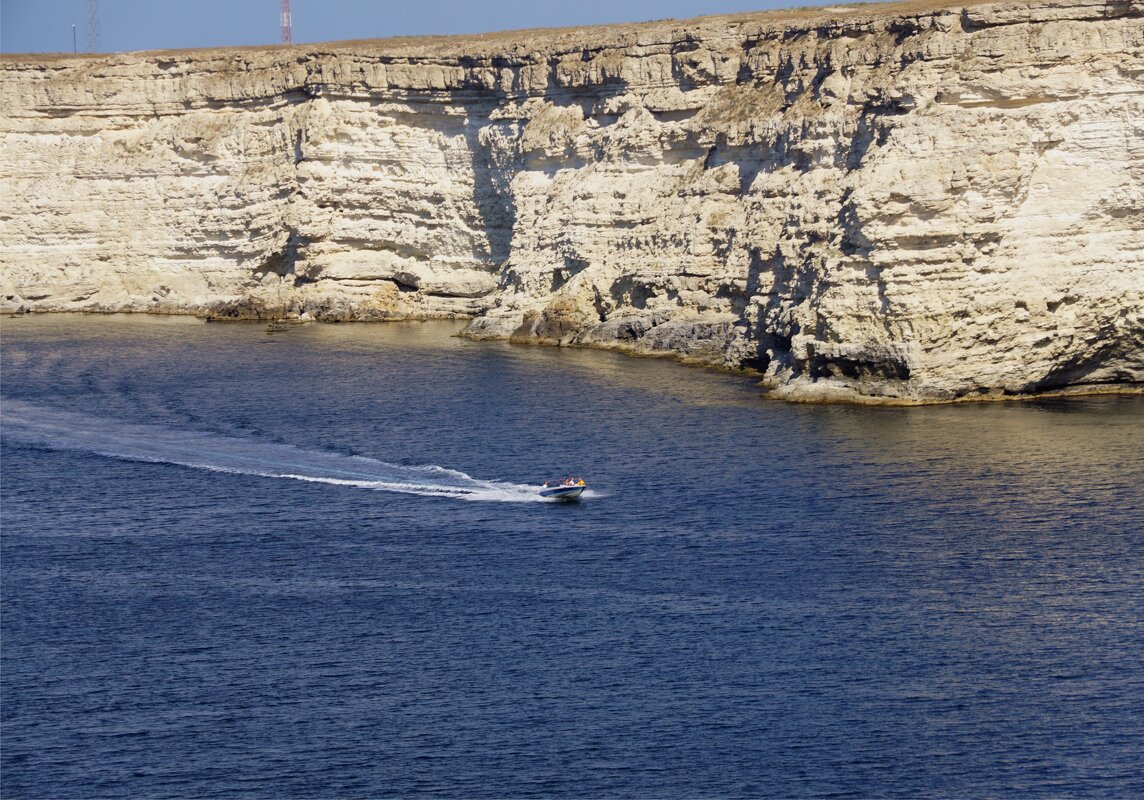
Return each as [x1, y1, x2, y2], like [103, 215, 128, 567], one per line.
[803, 396, 1144, 533]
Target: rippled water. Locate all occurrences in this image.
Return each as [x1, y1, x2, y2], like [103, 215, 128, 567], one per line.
[3, 315, 1142, 798]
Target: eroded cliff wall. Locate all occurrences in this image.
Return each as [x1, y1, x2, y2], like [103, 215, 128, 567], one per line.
[2, 0, 1142, 401]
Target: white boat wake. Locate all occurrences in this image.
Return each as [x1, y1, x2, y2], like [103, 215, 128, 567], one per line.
[1, 399, 548, 503]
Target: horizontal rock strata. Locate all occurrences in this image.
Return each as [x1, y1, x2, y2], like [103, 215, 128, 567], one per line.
[2, 0, 1142, 401]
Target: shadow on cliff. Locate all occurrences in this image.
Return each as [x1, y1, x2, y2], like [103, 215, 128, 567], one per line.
[460, 101, 517, 271]
[739, 245, 804, 376]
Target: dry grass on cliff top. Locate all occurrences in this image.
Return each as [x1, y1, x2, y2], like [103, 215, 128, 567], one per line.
[6, 0, 995, 62]
[318, 0, 990, 52]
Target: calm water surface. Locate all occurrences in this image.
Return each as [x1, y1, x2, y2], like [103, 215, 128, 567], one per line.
[2, 315, 1142, 798]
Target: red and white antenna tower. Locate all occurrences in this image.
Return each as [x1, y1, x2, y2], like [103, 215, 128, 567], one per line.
[280, 0, 292, 44]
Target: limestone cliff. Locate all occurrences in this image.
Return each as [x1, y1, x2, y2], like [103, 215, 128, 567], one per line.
[2, 0, 1142, 402]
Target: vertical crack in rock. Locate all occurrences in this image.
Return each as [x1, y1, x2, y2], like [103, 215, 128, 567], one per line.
[464, 105, 517, 269]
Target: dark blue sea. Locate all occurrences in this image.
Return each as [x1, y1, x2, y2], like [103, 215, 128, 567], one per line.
[2, 314, 1142, 799]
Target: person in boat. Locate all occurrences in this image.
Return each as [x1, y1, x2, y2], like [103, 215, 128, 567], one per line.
[577, 478, 585, 486]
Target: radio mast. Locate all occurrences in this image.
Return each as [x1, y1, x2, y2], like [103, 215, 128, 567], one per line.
[86, 0, 100, 52]
[280, 0, 292, 44]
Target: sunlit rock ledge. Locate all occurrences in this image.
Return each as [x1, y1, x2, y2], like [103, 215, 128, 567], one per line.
[2, 0, 1142, 403]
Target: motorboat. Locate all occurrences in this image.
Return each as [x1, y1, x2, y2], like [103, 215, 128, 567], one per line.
[539, 481, 586, 500]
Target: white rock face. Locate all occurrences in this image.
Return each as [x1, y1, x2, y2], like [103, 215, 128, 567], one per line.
[2, 0, 1142, 401]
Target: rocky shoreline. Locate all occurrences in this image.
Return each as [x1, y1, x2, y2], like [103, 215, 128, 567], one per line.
[2, 0, 1142, 402]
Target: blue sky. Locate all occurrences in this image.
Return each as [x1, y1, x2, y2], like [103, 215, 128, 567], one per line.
[1, 0, 837, 54]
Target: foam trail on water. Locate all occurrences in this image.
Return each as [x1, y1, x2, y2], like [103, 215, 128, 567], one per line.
[1, 399, 546, 502]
